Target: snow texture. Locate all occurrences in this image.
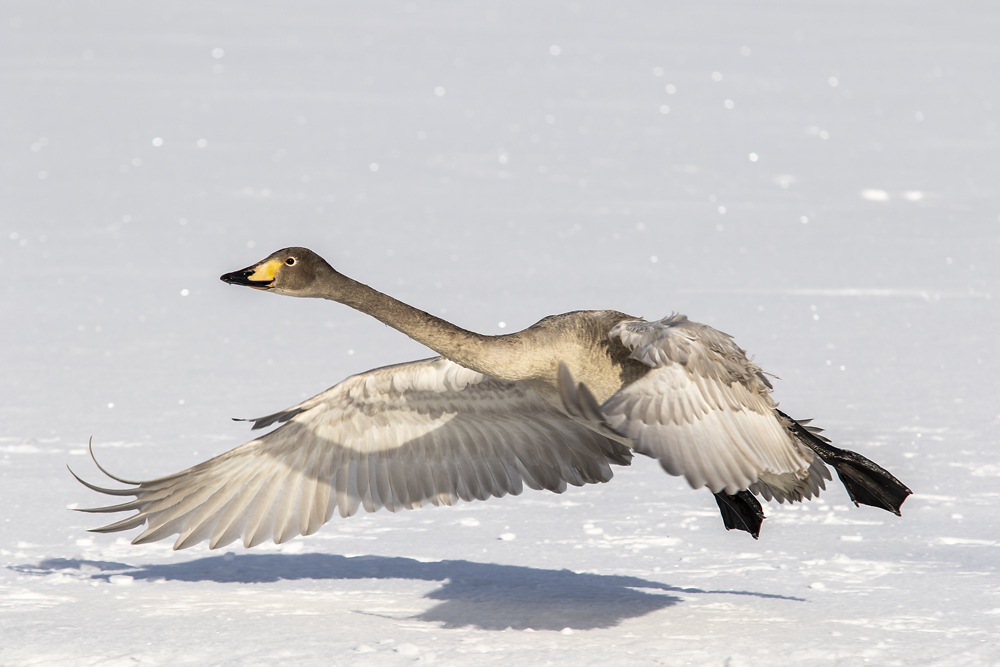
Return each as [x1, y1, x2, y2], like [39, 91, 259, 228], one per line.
[2, 1, 998, 665]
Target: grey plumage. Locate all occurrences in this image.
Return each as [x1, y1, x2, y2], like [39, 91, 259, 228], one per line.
[73, 247, 911, 548]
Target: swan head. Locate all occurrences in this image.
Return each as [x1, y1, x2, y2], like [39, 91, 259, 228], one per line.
[220, 247, 338, 298]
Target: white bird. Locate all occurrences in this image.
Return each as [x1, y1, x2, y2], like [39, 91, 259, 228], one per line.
[73, 247, 910, 550]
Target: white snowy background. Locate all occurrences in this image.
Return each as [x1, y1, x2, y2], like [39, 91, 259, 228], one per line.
[2, 1, 998, 665]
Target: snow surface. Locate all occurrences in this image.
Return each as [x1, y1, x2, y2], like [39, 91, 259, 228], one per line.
[2, 1, 999, 665]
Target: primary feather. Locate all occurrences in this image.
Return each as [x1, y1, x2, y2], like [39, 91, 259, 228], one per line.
[76, 357, 630, 550]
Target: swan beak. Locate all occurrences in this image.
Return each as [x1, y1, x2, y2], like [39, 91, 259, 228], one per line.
[220, 259, 282, 290]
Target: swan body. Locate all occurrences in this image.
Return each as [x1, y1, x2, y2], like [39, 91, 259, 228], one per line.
[73, 247, 911, 549]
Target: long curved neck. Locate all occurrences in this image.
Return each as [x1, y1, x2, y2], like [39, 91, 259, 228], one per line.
[329, 274, 532, 381]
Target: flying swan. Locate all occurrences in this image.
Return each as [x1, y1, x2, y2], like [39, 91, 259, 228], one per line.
[73, 247, 911, 549]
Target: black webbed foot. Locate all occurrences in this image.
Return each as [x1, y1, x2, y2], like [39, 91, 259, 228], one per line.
[714, 490, 765, 539]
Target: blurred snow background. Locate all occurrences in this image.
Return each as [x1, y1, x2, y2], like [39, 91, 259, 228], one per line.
[1, 1, 998, 665]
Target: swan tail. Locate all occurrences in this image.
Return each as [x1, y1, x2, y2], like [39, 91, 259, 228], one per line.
[778, 410, 912, 515]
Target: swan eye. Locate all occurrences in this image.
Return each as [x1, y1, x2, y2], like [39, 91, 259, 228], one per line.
[285, 258, 296, 266]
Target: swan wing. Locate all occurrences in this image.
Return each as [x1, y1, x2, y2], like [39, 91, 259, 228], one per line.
[74, 357, 631, 550]
[599, 315, 825, 495]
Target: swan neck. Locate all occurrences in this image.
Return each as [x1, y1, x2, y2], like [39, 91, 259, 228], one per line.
[331, 276, 522, 380]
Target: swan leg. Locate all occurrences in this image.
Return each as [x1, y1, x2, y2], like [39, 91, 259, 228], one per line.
[777, 410, 912, 515]
[713, 490, 764, 539]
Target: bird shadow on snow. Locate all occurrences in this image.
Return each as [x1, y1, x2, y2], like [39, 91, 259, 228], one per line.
[16, 554, 803, 631]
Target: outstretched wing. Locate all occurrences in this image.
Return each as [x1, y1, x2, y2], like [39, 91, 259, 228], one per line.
[599, 315, 827, 496]
[74, 357, 631, 551]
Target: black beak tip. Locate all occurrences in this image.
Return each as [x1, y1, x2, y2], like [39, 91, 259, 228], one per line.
[220, 268, 272, 289]
[220, 269, 252, 286]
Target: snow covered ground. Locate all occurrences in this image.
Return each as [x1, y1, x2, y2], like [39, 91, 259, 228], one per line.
[2, 1, 999, 664]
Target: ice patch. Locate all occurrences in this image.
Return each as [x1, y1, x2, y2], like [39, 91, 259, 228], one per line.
[0, 591, 76, 609]
[861, 189, 889, 201]
[0, 444, 41, 454]
[677, 287, 991, 301]
[937, 537, 997, 547]
[92, 440, 147, 449]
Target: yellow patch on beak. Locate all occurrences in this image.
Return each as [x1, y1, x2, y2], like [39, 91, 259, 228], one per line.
[247, 259, 284, 284]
